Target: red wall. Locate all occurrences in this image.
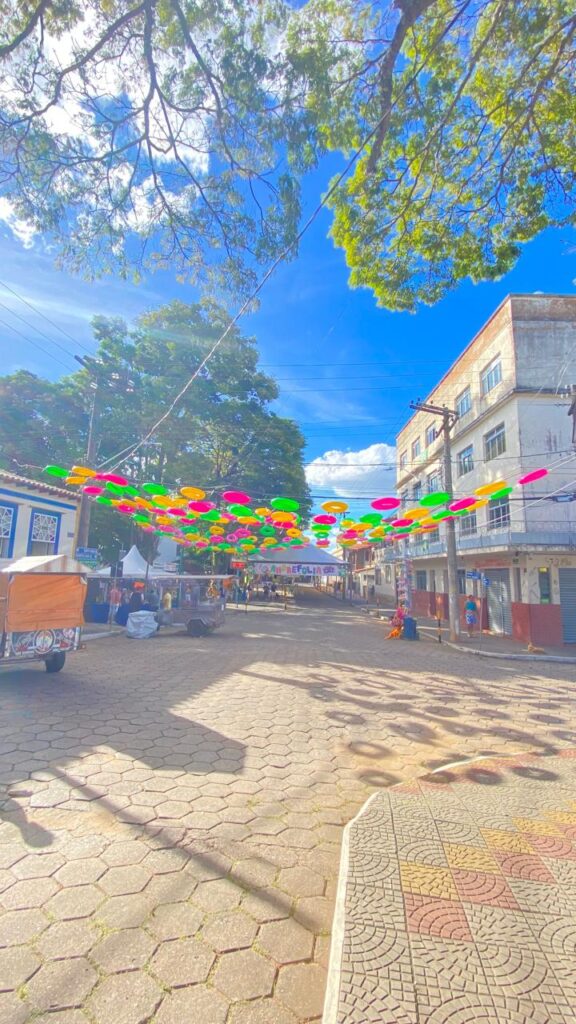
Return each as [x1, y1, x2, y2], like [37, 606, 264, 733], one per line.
[512, 603, 563, 646]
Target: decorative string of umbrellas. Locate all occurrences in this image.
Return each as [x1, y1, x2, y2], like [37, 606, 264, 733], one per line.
[43, 463, 548, 558]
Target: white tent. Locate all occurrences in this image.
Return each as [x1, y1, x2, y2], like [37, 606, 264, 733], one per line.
[249, 545, 343, 567]
[94, 544, 173, 579]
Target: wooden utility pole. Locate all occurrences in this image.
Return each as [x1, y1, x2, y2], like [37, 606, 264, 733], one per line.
[409, 400, 459, 641]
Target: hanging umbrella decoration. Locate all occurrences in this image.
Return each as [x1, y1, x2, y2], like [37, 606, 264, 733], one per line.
[43, 463, 549, 556]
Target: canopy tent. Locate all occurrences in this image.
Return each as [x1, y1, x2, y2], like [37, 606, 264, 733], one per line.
[249, 545, 343, 567]
[94, 544, 172, 579]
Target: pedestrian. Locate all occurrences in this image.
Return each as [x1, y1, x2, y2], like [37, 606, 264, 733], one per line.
[162, 589, 173, 613]
[128, 587, 143, 613]
[465, 594, 478, 638]
[109, 582, 121, 623]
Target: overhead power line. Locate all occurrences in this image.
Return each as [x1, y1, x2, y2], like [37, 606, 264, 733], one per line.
[0, 278, 93, 355]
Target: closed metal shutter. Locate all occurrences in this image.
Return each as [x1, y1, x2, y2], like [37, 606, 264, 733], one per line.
[559, 569, 576, 644]
[487, 568, 512, 635]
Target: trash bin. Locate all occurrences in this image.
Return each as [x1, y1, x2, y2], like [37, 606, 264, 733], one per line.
[403, 616, 419, 640]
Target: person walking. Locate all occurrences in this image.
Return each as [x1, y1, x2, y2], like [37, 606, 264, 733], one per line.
[109, 583, 121, 623]
[465, 594, 478, 638]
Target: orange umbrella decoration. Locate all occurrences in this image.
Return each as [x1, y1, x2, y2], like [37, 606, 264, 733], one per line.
[42, 463, 548, 557]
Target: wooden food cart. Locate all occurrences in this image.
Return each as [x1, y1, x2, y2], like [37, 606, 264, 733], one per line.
[0, 555, 87, 673]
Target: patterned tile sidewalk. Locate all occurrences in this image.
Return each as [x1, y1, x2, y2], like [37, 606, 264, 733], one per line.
[325, 750, 576, 1024]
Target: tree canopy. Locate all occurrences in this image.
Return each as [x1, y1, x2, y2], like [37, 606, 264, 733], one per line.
[289, 0, 576, 309]
[0, 1, 574, 309]
[0, 299, 311, 561]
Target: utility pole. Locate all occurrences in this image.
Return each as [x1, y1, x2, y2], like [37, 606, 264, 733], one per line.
[75, 369, 100, 551]
[74, 355, 135, 552]
[410, 400, 459, 641]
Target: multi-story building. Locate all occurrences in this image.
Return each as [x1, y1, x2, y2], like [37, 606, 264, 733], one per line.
[0, 471, 80, 568]
[392, 293, 576, 644]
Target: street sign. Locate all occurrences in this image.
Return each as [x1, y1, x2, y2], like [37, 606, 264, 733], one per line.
[466, 570, 481, 579]
[76, 547, 99, 568]
[482, 575, 490, 586]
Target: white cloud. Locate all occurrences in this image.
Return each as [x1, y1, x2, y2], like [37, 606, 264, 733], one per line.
[306, 443, 397, 498]
[0, 199, 36, 248]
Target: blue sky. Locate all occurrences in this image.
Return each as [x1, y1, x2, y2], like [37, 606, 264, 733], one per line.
[1, 157, 574, 507]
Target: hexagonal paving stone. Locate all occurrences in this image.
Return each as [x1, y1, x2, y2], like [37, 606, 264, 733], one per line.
[149, 902, 204, 940]
[156, 801, 190, 819]
[149, 937, 214, 987]
[101, 842, 148, 867]
[280, 829, 318, 850]
[257, 918, 314, 964]
[227, 998, 298, 1024]
[213, 949, 276, 1000]
[155, 984, 229, 1024]
[0, 990, 28, 1024]
[99, 866, 151, 896]
[277, 866, 325, 898]
[12, 853, 64, 879]
[0, 908, 49, 947]
[35, 920, 97, 959]
[55, 859, 106, 886]
[242, 888, 292, 924]
[201, 910, 258, 952]
[95, 893, 154, 930]
[293, 896, 334, 933]
[91, 929, 157, 973]
[142, 849, 183, 874]
[231, 858, 277, 889]
[1, 877, 58, 909]
[193, 878, 242, 912]
[87, 971, 162, 1024]
[26, 959, 98, 1012]
[274, 962, 326, 1019]
[0, 945, 40, 991]
[46, 884, 104, 921]
[33, 1010, 91, 1024]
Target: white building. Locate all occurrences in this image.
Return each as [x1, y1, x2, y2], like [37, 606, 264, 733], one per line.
[391, 293, 576, 644]
[0, 471, 80, 568]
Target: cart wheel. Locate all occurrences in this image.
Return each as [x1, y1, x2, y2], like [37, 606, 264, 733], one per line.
[186, 620, 209, 637]
[45, 652, 66, 673]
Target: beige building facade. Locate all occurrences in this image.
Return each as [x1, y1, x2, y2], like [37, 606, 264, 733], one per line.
[362, 295, 576, 643]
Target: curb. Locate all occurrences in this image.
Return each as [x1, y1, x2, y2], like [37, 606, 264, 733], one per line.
[443, 640, 576, 665]
[82, 631, 120, 641]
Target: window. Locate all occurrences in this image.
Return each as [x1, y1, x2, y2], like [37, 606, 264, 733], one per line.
[427, 471, 441, 493]
[457, 444, 474, 476]
[456, 386, 472, 418]
[28, 510, 59, 556]
[427, 528, 440, 542]
[457, 569, 467, 595]
[375, 568, 382, 586]
[415, 570, 427, 591]
[538, 567, 551, 604]
[481, 356, 502, 395]
[399, 451, 408, 471]
[385, 565, 392, 584]
[412, 481, 423, 501]
[459, 511, 477, 536]
[411, 438, 421, 460]
[484, 422, 506, 461]
[425, 424, 436, 447]
[400, 491, 409, 507]
[0, 503, 17, 559]
[488, 496, 510, 529]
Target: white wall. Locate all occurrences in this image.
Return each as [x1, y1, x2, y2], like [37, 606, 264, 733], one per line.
[0, 483, 78, 566]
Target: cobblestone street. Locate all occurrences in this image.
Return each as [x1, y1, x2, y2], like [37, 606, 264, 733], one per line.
[1, 598, 575, 1024]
